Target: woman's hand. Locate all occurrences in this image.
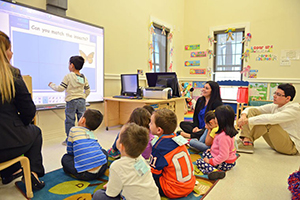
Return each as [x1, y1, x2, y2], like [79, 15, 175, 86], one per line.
[192, 127, 201, 133]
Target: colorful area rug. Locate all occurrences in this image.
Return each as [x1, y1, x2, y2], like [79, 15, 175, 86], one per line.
[16, 149, 229, 200]
[184, 111, 194, 122]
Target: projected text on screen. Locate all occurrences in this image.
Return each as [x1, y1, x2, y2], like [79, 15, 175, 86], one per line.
[0, 1, 104, 106]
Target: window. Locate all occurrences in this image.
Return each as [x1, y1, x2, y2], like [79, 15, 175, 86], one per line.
[213, 29, 244, 81]
[152, 23, 169, 72]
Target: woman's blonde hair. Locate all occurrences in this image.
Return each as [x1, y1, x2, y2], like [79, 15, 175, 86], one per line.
[0, 31, 15, 103]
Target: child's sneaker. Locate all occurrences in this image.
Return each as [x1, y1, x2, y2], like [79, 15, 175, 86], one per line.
[108, 148, 120, 159]
[208, 170, 226, 180]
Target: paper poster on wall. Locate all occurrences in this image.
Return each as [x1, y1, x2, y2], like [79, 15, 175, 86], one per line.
[256, 54, 277, 61]
[281, 50, 300, 60]
[185, 44, 200, 50]
[189, 68, 206, 75]
[250, 45, 273, 53]
[280, 58, 291, 66]
[192, 81, 206, 99]
[248, 70, 258, 78]
[249, 82, 267, 101]
[269, 83, 283, 100]
[191, 51, 206, 57]
[185, 60, 200, 66]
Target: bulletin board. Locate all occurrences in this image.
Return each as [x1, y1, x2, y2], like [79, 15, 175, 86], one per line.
[248, 83, 267, 101]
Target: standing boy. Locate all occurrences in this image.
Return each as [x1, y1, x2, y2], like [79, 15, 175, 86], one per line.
[93, 123, 160, 200]
[49, 55, 90, 144]
[61, 109, 108, 180]
[149, 108, 196, 199]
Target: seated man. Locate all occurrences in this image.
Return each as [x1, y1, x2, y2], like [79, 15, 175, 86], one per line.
[237, 83, 300, 155]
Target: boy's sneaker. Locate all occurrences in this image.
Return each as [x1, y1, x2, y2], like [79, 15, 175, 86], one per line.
[108, 148, 120, 159]
[236, 139, 254, 154]
[208, 170, 226, 180]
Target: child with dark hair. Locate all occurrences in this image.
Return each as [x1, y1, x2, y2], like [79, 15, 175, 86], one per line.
[196, 105, 238, 180]
[61, 109, 108, 181]
[149, 108, 196, 198]
[143, 105, 155, 114]
[189, 110, 218, 152]
[49, 55, 90, 145]
[93, 123, 160, 200]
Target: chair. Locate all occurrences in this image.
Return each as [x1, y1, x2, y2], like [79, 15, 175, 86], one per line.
[0, 156, 33, 198]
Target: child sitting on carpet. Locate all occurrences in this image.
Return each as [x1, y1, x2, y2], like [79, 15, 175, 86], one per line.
[189, 110, 218, 152]
[149, 108, 196, 199]
[108, 107, 154, 160]
[61, 109, 108, 181]
[196, 105, 238, 180]
[93, 123, 160, 200]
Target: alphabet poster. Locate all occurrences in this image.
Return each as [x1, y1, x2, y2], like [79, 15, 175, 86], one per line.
[189, 68, 206, 75]
[191, 51, 206, 57]
[185, 44, 200, 50]
[185, 60, 200, 66]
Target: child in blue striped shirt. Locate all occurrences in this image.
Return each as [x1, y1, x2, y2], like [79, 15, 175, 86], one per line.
[61, 109, 108, 181]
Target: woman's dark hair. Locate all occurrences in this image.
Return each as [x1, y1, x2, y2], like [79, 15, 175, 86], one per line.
[278, 83, 296, 101]
[215, 105, 237, 138]
[196, 81, 222, 114]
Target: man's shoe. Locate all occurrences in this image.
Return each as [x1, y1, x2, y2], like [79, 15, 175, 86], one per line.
[236, 139, 254, 154]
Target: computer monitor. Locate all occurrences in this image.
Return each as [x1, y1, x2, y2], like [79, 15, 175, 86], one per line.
[146, 72, 180, 97]
[120, 74, 139, 96]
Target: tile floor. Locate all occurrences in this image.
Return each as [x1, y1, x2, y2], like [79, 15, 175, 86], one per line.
[0, 125, 298, 200]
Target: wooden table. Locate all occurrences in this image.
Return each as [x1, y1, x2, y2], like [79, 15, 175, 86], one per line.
[104, 97, 186, 130]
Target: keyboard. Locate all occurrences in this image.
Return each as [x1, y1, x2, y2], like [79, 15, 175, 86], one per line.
[113, 95, 142, 99]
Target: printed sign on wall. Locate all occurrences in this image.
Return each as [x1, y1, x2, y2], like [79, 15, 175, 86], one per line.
[256, 54, 277, 61]
[248, 70, 258, 78]
[185, 60, 200, 66]
[191, 51, 206, 57]
[185, 44, 200, 50]
[190, 68, 206, 75]
[250, 45, 273, 53]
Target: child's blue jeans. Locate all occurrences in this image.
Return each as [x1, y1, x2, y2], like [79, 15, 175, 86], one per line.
[65, 98, 86, 138]
[189, 129, 210, 152]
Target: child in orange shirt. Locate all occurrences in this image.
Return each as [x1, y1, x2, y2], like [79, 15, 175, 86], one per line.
[149, 108, 196, 198]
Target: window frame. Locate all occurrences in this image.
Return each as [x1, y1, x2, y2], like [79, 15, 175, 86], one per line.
[212, 28, 245, 81]
[152, 22, 170, 72]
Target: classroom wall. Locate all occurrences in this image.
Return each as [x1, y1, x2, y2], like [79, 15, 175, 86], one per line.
[15, 0, 186, 138]
[182, 0, 300, 102]
[14, 0, 300, 139]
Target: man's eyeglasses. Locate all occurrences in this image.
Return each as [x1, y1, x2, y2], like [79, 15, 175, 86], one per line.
[273, 92, 285, 97]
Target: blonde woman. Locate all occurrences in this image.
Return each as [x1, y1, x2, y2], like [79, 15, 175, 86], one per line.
[0, 31, 45, 189]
